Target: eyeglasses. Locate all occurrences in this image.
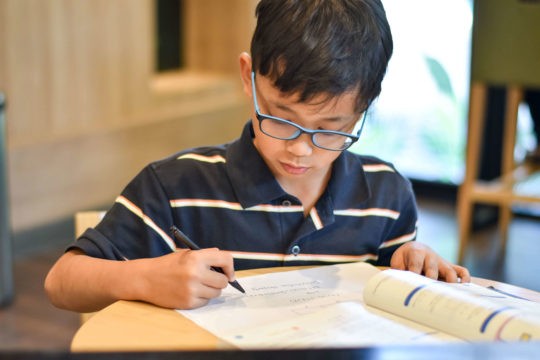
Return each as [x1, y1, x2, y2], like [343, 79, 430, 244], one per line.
[250, 72, 366, 151]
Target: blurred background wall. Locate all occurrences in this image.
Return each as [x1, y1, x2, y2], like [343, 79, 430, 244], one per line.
[0, 0, 257, 254]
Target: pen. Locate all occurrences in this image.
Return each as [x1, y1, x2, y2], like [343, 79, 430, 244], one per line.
[170, 225, 245, 294]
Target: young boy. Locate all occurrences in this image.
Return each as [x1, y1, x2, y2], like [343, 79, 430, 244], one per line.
[45, 0, 469, 312]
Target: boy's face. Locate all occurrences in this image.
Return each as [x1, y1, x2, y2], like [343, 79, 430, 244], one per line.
[240, 55, 361, 189]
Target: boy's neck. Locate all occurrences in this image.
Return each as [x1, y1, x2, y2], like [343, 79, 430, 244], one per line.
[277, 166, 332, 216]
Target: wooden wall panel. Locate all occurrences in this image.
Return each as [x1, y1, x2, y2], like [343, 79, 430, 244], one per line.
[9, 97, 247, 231]
[3, 0, 155, 148]
[0, 0, 254, 234]
[184, 0, 258, 73]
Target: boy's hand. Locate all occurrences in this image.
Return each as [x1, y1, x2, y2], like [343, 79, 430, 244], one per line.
[390, 242, 470, 283]
[135, 248, 236, 310]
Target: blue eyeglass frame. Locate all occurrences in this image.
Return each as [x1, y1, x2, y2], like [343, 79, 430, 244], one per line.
[250, 71, 366, 151]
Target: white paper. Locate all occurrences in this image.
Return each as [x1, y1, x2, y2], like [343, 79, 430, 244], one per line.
[178, 262, 458, 348]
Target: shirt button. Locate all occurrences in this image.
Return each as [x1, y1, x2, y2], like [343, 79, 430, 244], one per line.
[282, 200, 292, 207]
[291, 245, 300, 256]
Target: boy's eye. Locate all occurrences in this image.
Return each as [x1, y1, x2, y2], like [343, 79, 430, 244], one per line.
[317, 127, 334, 132]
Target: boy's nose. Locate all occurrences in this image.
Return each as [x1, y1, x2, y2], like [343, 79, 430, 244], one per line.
[285, 133, 313, 157]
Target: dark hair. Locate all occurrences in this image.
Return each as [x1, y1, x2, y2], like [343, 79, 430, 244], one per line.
[251, 0, 393, 112]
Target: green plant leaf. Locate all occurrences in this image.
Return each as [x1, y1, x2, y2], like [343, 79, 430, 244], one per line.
[424, 55, 456, 101]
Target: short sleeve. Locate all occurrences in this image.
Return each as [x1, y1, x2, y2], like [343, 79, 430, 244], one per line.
[68, 164, 176, 260]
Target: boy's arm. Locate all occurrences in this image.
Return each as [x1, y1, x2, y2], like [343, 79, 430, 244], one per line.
[390, 241, 470, 283]
[44, 248, 236, 312]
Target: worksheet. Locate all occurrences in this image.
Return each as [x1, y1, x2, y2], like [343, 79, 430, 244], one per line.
[177, 262, 458, 348]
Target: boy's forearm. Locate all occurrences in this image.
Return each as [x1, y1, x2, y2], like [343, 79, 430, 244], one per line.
[44, 250, 141, 313]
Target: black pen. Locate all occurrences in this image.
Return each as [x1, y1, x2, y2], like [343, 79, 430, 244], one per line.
[170, 225, 245, 294]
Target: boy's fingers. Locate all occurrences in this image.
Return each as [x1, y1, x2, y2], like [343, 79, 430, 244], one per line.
[194, 249, 236, 283]
[210, 251, 236, 281]
[439, 265, 458, 283]
[183, 296, 211, 310]
[195, 284, 223, 300]
[422, 254, 439, 280]
[455, 265, 471, 283]
[404, 252, 425, 274]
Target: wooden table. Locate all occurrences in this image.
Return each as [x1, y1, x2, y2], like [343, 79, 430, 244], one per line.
[71, 267, 540, 352]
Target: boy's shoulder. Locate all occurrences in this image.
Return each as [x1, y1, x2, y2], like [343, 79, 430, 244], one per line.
[344, 151, 399, 174]
[329, 152, 414, 207]
[149, 144, 230, 171]
[130, 144, 233, 192]
[342, 151, 413, 192]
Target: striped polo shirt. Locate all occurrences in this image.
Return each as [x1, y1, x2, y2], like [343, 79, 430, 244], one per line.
[72, 121, 418, 269]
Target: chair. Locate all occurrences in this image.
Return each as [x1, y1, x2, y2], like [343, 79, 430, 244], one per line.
[75, 211, 106, 238]
[74, 210, 106, 322]
[456, 0, 540, 263]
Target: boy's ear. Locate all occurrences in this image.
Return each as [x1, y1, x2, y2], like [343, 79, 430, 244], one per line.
[238, 52, 253, 97]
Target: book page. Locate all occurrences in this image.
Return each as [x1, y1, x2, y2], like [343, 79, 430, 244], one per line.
[178, 262, 458, 349]
[363, 269, 540, 341]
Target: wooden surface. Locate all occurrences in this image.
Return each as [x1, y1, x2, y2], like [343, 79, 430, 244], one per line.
[0, 0, 253, 235]
[71, 266, 305, 352]
[70, 267, 540, 352]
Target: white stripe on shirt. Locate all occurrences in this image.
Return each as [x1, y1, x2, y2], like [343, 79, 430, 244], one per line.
[116, 196, 177, 251]
[170, 199, 303, 213]
[379, 228, 417, 249]
[177, 153, 226, 163]
[334, 208, 400, 219]
[309, 208, 323, 230]
[229, 251, 378, 263]
[362, 164, 395, 172]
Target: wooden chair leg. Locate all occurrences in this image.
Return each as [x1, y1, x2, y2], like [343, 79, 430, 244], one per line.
[457, 192, 473, 264]
[501, 87, 522, 175]
[498, 204, 511, 254]
[456, 82, 487, 264]
[497, 86, 522, 253]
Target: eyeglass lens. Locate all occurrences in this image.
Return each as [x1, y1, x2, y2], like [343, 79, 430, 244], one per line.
[259, 117, 354, 151]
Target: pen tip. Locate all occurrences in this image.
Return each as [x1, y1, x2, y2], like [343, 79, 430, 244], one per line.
[231, 280, 246, 294]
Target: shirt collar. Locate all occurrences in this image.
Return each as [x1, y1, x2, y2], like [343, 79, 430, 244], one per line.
[226, 121, 371, 210]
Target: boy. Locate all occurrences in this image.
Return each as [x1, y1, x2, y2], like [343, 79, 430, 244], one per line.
[45, 0, 469, 312]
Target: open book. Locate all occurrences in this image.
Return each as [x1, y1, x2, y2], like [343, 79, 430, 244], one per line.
[178, 263, 540, 349]
[364, 268, 540, 342]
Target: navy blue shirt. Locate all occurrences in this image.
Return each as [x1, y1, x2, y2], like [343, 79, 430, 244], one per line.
[72, 121, 418, 269]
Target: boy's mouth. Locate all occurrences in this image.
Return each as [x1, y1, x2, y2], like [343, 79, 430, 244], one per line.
[281, 162, 309, 175]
